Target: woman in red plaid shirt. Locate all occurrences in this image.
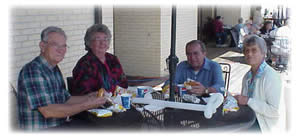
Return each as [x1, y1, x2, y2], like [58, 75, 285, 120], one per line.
[72, 24, 128, 96]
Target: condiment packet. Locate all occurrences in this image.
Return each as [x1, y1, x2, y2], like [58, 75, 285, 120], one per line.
[88, 109, 113, 117]
[223, 94, 239, 113]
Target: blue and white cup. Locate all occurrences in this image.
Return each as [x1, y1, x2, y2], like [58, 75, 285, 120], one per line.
[121, 93, 131, 109]
[177, 84, 187, 97]
[137, 86, 148, 98]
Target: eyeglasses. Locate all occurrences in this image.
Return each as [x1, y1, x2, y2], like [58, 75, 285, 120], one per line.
[91, 38, 110, 43]
[44, 41, 68, 49]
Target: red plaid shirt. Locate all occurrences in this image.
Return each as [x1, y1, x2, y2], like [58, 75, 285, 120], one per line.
[72, 52, 128, 96]
[213, 20, 224, 33]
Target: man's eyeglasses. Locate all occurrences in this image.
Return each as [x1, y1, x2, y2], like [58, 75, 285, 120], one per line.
[44, 41, 68, 49]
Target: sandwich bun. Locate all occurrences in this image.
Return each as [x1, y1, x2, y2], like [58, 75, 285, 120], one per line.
[97, 88, 105, 97]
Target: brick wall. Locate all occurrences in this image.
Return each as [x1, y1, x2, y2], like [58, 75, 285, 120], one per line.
[160, 5, 198, 76]
[114, 6, 197, 77]
[102, 5, 114, 54]
[10, 6, 196, 88]
[9, 7, 114, 88]
[114, 6, 162, 77]
[160, 6, 172, 76]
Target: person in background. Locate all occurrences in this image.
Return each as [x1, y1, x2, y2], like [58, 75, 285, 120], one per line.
[274, 19, 291, 39]
[233, 17, 244, 34]
[260, 21, 273, 35]
[213, 16, 227, 47]
[250, 24, 261, 35]
[202, 16, 215, 42]
[164, 40, 225, 95]
[17, 26, 107, 130]
[272, 10, 281, 28]
[238, 20, 252, 49]
[72, 24, 128, 96]
[232, 17, 244, 47]
[269, 19, 291, 68]
[234, 35, 286, 133]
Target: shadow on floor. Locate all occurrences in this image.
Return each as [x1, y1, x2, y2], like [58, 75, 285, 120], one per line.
[220, 56, 247, 64]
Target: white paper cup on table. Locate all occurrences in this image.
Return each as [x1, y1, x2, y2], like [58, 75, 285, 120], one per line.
[121, 93, 131, 109]
[137, 86, 149, 98]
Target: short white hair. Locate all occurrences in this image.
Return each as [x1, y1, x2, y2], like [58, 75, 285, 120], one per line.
[243, 35, 267, 56]
[41, 26, 66, 42]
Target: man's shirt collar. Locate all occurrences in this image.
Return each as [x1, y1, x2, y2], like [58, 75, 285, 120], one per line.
[39, 55, 56, 70]
[187, 57, 210, 71]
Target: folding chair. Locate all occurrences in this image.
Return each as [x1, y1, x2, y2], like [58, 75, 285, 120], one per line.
[230, 29, 239, 47]
[219, 63, 231, 92]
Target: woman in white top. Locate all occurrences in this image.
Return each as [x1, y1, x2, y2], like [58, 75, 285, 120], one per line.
[234, 35, 286, 133]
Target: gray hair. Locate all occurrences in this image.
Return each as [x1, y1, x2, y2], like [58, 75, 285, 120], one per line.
[238, 17, 243, 24]
[243, 35, 267, 56]
[186, 40, 206, 53]
[41, 26, 67, 42]
[84, 24, 112, 51]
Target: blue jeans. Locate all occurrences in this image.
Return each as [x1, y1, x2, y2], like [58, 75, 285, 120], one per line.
[216, 32, 227, 44]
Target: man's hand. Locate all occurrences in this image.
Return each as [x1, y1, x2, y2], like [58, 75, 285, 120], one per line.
[234, 95, 249, 105]
[85, 92, 107, 109]
[187, 81, 206, 96]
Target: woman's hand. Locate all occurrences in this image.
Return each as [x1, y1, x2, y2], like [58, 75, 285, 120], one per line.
[234, 95, 249, 105]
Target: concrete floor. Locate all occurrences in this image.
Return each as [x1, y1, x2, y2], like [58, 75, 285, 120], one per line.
[206, 44, 250, 95]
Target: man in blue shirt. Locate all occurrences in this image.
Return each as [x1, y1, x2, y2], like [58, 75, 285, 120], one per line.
[167, 40, 225, 95]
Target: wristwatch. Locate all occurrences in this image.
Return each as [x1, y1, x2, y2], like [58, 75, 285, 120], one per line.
[205, 88, 209, 94]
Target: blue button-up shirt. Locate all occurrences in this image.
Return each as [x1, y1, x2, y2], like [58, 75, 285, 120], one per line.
[166, 58, 225, 94]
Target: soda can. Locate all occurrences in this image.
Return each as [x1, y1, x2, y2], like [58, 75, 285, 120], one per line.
[177, 84, 187, 97]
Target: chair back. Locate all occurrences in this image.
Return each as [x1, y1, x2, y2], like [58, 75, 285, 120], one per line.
[10, 83, 19, 130]
[230, 29, 239, 47]
[67, 77, 74, 94]
[219, 63, 231, 91]
[10, 83, 17, 98]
